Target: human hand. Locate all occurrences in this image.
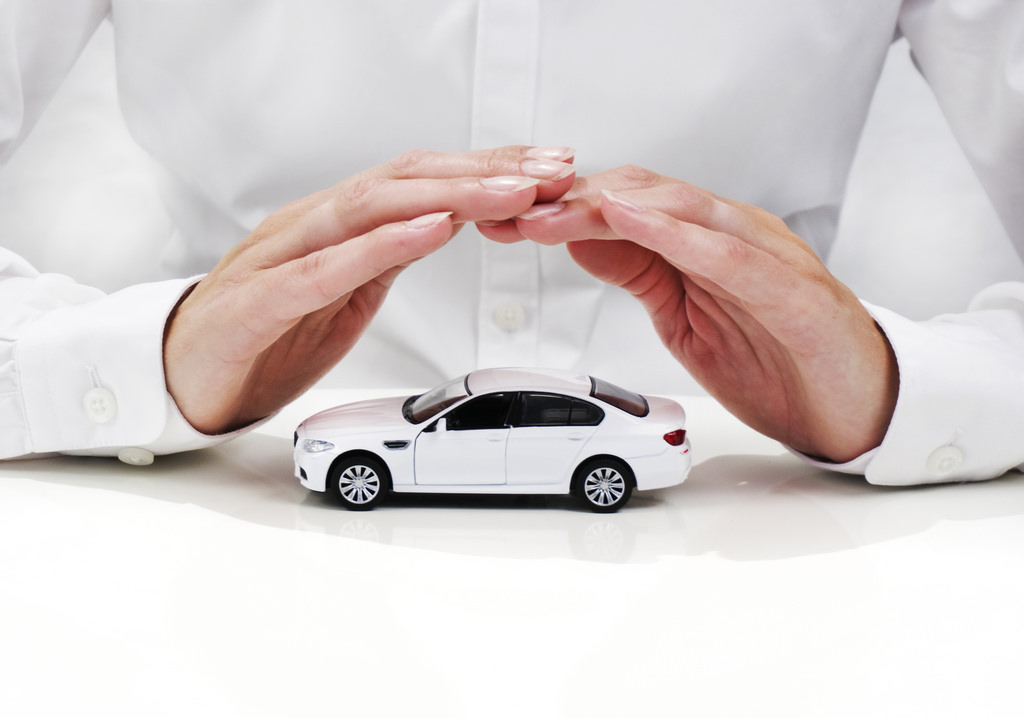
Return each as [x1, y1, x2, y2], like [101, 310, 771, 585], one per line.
[483, 166, 898, 462]
[164, 146, 576, 435]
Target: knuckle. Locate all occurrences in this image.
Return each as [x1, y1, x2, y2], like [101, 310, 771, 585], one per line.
[614, 164, 660, 188]
[667, 182, 715, 217]
[791, 251, 833, 286]
[336, 176, 384, 209]
[293, 249, 337, 305]
[386, 148, 435, 178]
[482, 149, 512, 178]
[751, 205, 790, 234]
[719, 234, 751, 271]
[485, 145, 530, 174]
[563, 174, 590, 201]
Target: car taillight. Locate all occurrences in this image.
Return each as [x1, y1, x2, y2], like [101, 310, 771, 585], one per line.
[663, 429, 686, 446]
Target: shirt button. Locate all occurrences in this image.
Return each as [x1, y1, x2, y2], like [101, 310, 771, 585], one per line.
[118, 448, 155, 466]
[83, 387, 118, 424]
[926, 446, 964, 477]
[493, 301, 526, 332]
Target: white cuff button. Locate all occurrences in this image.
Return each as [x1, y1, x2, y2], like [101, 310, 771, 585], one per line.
[83, 387, 118, 424]
[118, 448, 155, 466]
[926, 446, 964, 477]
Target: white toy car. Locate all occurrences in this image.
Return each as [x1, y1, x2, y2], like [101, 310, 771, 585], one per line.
[293, 368, 691, 512]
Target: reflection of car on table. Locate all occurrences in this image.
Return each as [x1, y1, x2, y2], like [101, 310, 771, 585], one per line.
[293, 368, 691, 512]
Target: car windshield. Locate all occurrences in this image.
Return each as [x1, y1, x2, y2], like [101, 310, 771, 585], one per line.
[403, 374, 471, 423]
[590, 376, 649, 417]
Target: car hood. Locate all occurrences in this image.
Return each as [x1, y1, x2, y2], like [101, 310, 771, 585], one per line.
[299, 395, 413, 435]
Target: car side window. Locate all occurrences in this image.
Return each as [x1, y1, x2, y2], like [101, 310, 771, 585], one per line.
[517, 393, 573, 427]
[570, 399, 604, 426]
[444, 393, 515, 431]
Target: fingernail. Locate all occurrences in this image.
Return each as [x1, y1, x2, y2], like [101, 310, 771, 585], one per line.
[526, 146, 576, 162]
[405, 211, 453, 229]
[480, 176, 541, 192]
[517, 202, 566, 220]
[521, 160, 576, 181]
[602, 189, 645, 213]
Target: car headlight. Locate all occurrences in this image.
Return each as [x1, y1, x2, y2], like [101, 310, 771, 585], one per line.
[302, 439, 336, 453]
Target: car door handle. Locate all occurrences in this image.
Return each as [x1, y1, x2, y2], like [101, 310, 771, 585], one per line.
[568, 433, 585, 441]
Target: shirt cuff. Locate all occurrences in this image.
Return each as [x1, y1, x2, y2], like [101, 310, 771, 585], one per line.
[792, 291, 1024, 486]
[16, 277, 254, 459]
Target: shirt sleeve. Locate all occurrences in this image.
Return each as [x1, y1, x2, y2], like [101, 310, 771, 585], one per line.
[0, 248, 244, 460]
[793, 2, 1024, 484]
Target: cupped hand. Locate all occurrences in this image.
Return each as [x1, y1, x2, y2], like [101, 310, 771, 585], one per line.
[483, 165, 898, 462]
[164, 146, 576, 435]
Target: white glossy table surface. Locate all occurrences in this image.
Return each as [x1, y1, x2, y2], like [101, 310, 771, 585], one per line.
[2, 390, 1022, 717]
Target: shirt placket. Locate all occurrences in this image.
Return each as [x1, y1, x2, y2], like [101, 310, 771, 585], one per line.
[471, 0, 541, 369]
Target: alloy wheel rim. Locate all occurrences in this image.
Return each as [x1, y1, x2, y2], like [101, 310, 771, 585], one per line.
[339, 465, 380, 504]
[584, 467, 625, 506]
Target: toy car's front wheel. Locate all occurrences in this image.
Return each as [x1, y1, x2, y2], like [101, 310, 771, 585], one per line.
[328, 455, 391, 511]
[575, 458, 634, 513]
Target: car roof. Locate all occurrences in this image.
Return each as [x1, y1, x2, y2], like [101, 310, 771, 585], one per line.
[465, 367, 593, 396]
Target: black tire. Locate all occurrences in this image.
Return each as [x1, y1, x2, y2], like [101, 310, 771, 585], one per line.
[574, 458, 634, 513]
[328, 455, 391, 511]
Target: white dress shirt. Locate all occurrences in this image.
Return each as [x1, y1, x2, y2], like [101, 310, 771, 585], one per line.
[1, 0, 1022, 485]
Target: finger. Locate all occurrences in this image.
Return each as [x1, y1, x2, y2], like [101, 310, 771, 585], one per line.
[565, 237, 741, 343]
[597, 190, 797, 311]
[475, 219, 526, 244]
[599, 192, 870, 364]
[513, 197, 606, 244]
[565, 237, 662, 289]
[512, 179, 758, 247]
[510, 161, 797, 255]
[329, 174, 545, 232]
[236, 146, 578, 270]
[240, 174, 545, 271]
[571, 167, 749, 235]
[226, 211, 457, 352]
[478, 195, 573, 244]
[366, 146, 577, 202]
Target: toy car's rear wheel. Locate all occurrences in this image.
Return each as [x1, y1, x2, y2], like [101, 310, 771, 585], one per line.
[328, 455, 391, 511]
[575, 458, 634, 513]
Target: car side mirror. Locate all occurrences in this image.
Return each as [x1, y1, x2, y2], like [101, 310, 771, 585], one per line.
[425, 417, 447, 433]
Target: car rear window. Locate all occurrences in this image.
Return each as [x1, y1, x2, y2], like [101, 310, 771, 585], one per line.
[590, 376, 649, 417]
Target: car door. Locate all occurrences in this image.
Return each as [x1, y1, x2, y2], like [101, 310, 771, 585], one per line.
[505, 393, 603, 486]
[413, 393, 515, 486]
